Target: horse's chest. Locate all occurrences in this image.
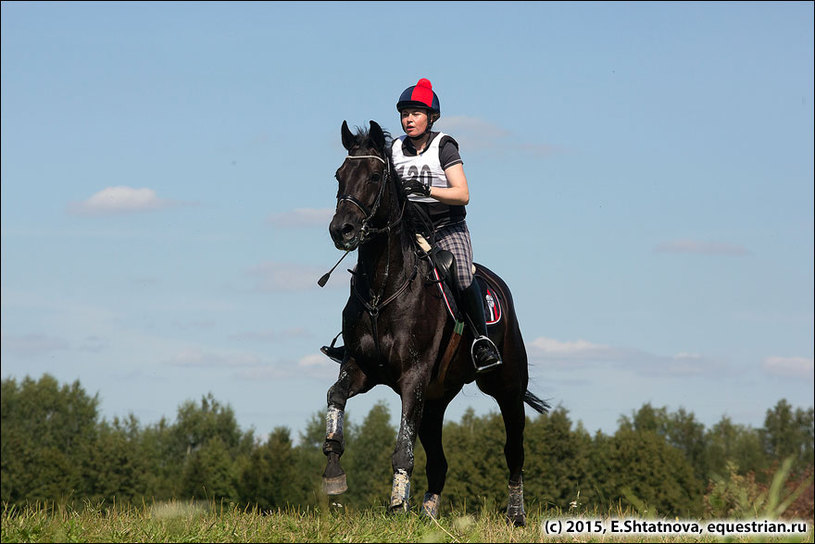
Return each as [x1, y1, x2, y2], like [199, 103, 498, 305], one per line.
[342, 300, 427, 359]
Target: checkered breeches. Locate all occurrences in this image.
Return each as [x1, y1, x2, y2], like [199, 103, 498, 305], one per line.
[434, 221, 474, 289]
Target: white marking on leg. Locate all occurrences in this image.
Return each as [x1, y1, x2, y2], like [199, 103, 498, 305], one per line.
[390, 468, 411, 508]
[326, 406, 344, 437]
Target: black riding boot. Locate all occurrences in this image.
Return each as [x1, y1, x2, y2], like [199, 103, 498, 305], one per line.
[321, 333, 345, 363]
[460, 281, 502, 373]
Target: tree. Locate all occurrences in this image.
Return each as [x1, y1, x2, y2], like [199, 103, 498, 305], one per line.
[594, 427, 704, 517]
[439, 408, 507, 513]
[181, 436, 238, 501]
[345, 401, 396, 507]
[704, 416, 766, 478]
[83, 415, 151, 504]
[1, 374, 99, 505]
[761, 399, 814, 475]
[665, 408, 709, 482]
[523, 406, 593, 510]
[619, 403, 669, 436]
[170, 393, 247, 460]
[238, 426, 301, 510]
[162, 393, 254, 503]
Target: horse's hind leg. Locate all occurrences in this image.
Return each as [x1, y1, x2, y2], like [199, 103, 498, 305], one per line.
[322, 362, 373, 495]
[497, 393, 528, 526]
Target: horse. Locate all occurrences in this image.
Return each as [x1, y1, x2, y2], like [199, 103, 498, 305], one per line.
[320, 119, 548, 526]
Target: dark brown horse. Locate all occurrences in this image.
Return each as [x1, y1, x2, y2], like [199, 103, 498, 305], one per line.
[321, 120, 548, 526]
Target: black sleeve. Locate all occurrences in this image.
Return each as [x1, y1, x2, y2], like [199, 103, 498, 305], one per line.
[439, 135, 463, 169]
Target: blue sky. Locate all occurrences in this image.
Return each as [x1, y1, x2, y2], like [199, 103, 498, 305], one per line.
[2, 1, 813, 442]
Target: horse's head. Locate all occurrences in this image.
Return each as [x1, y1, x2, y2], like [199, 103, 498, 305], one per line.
[329, 120, 394, 251]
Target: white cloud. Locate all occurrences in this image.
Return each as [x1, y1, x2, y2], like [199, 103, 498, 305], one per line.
[654, 239, 750, 256]
[436, 115, 560, 157]
[530, 337, 612, 357]
[528, 336, 721, 377]
[439, 116, 510, 139]
[267, 208, 334, 228]
[762, 356, 814, 378]
[69, 186, 178, 215]
[298, 352, 340, 379]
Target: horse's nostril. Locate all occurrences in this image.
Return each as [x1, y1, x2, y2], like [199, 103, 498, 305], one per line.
[341, 224, 355, 239]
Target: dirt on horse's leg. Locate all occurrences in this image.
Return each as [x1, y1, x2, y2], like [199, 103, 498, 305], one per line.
[322, 366, 368, 495]
[322, 403, 347, 495]
[389, 384, 425, 512]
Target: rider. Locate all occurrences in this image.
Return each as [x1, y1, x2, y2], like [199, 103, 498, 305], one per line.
[322, 77, 502, 373]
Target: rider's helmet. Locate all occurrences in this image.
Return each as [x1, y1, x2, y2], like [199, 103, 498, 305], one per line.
[396, 78, 441, 117]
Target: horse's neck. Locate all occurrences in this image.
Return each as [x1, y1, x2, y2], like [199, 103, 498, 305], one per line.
[356, 231, 412, 297]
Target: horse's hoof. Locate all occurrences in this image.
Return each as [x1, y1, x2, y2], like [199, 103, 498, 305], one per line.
[322, 474, 348, 495]
[505, 512, 526, 527]
[421, 493, 440, 519]
[388, 500, 410, 513]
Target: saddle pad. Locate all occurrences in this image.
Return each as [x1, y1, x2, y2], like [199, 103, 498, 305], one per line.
[433, 268, 502, 326]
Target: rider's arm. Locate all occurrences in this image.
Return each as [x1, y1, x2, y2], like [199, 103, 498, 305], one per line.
[429, 163, 470, 205]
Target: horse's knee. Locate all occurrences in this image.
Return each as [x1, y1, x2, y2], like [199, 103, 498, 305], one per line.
[392, 449, 414, 475]
[326, 383, 348, 409]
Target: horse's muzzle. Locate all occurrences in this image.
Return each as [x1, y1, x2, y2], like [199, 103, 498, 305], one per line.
[329, 215, 361, 251]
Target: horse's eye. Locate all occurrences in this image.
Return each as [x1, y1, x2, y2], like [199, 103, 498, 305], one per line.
[370, 173, 381, 183]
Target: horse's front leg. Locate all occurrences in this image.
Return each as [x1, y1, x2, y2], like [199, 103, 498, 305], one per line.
[322, 361, 373, 495]
[388, 380, 426, 513]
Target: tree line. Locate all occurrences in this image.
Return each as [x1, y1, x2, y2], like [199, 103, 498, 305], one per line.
[1, 373, 812, 519]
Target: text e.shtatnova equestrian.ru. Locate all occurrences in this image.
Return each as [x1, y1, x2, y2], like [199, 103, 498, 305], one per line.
[542, 518, 811, 537]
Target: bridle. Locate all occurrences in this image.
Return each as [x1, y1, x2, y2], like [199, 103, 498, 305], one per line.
[335, 153, 404, 244]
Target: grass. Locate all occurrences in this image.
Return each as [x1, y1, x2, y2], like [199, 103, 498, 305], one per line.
[2, 499, 812, 543]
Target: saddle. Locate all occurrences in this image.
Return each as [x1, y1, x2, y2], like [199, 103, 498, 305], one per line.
[421, 247, 504, 395]
[421, 240, 502, 327]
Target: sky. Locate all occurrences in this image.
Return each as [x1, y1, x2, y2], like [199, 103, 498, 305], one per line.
[2, 1, 813, 445]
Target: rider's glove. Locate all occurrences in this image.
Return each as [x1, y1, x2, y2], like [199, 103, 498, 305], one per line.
[402, 178, 431, 197]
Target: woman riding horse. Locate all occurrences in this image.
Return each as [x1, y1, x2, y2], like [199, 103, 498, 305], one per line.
[321, 117, 547, 525]
[323, 77, 501, 372]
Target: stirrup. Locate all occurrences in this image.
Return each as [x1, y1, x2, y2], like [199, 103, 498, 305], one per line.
[471, 335, 502, 373]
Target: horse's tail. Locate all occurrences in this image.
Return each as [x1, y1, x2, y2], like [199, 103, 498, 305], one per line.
[524, 390, 550, 414]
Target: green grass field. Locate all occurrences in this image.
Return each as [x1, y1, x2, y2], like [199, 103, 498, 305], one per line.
[2, 500, 812, 543]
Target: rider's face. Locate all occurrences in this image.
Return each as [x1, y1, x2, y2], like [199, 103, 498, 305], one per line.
[401, 109, 429, 138]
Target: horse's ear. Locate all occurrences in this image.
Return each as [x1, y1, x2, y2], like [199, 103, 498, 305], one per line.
[369, 120, 385, 151]
[341, 120, 355, 151]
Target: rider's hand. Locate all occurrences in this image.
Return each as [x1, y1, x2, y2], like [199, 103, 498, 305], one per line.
[403, 178, 431, 197]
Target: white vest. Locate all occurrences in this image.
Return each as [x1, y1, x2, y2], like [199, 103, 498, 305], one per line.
[391, 133, 450, 204]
